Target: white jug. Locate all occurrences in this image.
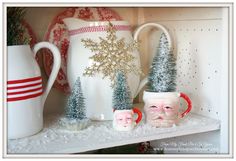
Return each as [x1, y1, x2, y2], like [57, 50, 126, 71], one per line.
[7, 42, 61, 139]
[63, 18, 172, 120]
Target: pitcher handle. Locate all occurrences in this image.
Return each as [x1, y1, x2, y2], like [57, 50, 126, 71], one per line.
[133, 23, 173, 97]
[33, 42, 61, 106]
[133, 22, 173, 50]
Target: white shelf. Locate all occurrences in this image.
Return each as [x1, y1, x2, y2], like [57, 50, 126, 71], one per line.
[8, 111, 220, 154]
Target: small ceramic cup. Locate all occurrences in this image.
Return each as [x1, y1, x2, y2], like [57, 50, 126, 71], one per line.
[113, 108, 142, 131]
[143, 91, 192, 127]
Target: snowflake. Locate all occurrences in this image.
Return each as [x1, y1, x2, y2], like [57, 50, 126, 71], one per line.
[81, 22, 143, 86]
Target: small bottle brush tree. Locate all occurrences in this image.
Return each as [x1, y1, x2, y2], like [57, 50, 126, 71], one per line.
[65, 77, 86, 120]
[147, 33, 177, 92]
[7, 7, 30, 45]
[113, 71, 133, 110]
[60, 77, 90, 131]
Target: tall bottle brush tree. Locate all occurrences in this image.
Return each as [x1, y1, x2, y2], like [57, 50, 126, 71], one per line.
[66, 77, 86, 120]
[113, 72, 133, 110]
[147, 33, 177, 92]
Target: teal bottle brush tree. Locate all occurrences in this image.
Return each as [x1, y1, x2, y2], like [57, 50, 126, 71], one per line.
[59, 77, 90, 131]
[147, 33, 177, 92]
[112, 71, 133, 111]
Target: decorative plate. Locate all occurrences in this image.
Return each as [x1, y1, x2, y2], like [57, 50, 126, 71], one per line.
[43, 7, 122, 93]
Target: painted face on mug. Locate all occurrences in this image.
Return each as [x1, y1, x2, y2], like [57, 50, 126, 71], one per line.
[113, 111, 135, 131]
[145, 98, 178, 127]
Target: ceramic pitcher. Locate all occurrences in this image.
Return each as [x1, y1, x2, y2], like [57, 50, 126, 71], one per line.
[63, 18, 172, 120]
[7, 42, 61, 139]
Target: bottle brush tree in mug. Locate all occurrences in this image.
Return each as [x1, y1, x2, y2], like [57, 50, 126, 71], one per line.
[112, 71, 142, 131]
[59, 77, 90, 131]
[147, 33, 177, 93]
[143, 33, 192, 128]
[7, 7, 30, 45]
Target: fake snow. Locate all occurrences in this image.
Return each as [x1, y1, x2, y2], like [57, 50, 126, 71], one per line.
[7, 113, 219, 154]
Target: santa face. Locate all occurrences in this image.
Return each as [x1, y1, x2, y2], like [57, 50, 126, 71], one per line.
[113, 110, 135, 131]
[144, 98, 179, 127]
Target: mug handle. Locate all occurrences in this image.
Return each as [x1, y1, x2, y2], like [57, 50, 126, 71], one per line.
[33, 42, 61, 106]
[133, 23, 173, 97]
[179, 93, 192, 118]
[133, 107, 142, 124]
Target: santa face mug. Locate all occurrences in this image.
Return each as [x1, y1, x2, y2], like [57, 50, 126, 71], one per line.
[143, 92, 192, 127]
[113, 108, 142, 131]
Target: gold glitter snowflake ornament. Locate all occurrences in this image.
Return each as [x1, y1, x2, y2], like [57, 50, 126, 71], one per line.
[81, 22, 143, 86]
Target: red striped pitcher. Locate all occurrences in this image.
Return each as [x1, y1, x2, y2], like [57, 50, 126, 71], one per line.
[7, 42, 61, 139]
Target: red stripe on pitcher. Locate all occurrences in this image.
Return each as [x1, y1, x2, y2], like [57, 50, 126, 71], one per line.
[69, 25, 131, 36]
[7, 76, 43, 102]
[7, 91, 43, 102]
[7, 87, 43, 95]
[7, 76, 42, 84]
[7, 82, 42, 90]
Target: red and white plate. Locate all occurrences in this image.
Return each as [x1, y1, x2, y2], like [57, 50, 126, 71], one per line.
[43, 7, 122, 93]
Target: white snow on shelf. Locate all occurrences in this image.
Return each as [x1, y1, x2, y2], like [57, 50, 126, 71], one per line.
[8, 113, 220, 154]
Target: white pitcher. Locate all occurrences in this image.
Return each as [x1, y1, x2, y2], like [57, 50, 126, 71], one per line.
[63, 18, 172, 120]
[7, 42, 61, 139]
